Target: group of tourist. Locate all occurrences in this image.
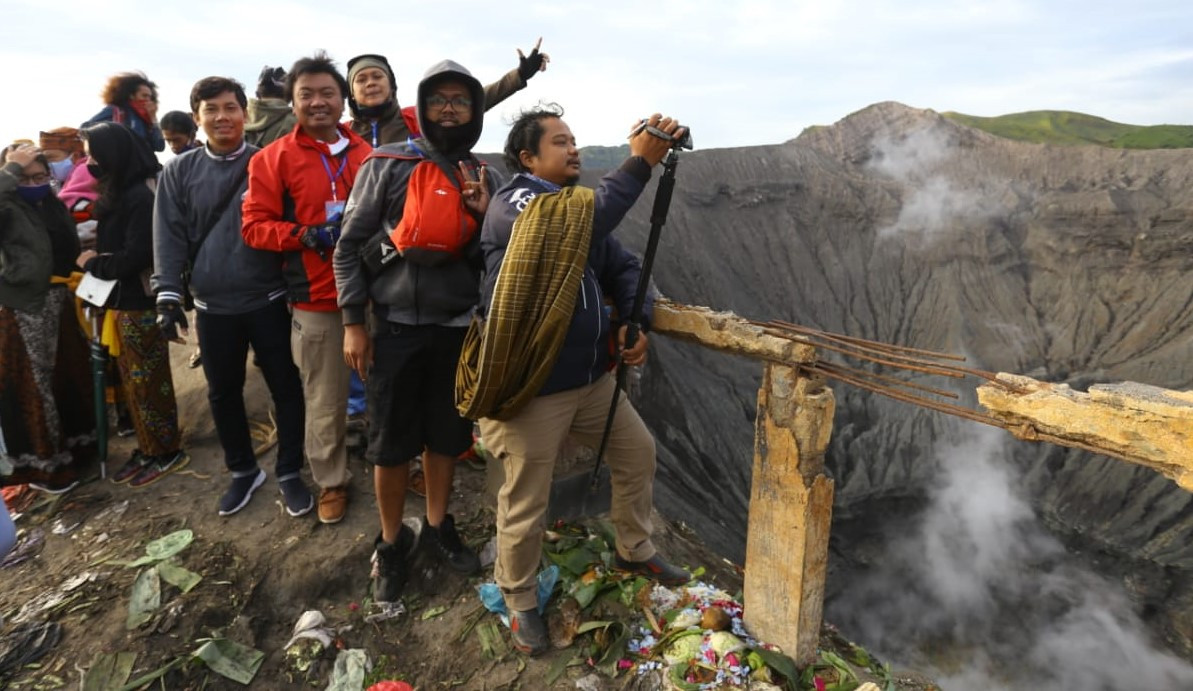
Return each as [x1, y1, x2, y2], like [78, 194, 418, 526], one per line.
[0, 39, 691, 654]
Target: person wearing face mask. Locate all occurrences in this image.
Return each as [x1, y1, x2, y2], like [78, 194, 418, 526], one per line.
[346, 38, 550, 149]
[0, 143, 95, 494]
[342, 39, 550, 493]
[335, 60, 499, 604]
[83, 72, 166, 153]
[41, 128, 100, 248]
[38, 127, 87, 188]
[77, 122, 186, 487]
[160, 111, 202, 156]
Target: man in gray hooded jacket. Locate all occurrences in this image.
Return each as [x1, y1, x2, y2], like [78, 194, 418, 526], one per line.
[152, 76, 308, 518]
[334, 60, 497, 603]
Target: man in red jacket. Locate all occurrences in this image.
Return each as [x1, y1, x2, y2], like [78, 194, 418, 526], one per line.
[241, 52, 369, 523]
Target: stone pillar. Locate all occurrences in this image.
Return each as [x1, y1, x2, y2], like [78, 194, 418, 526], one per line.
[742, 364, 835, 665]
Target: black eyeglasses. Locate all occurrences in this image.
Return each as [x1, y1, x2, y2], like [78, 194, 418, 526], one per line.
[426, 95, 471, 110]
[19, 172, 50, 185]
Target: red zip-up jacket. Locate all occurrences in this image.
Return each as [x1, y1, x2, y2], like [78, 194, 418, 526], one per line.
[241, 122, 370, 311]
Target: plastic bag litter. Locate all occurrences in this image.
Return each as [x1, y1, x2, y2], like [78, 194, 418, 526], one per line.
[326, 648, 370, 691]
[91, 500, 130, 524]
[285, 609, 334, 650]
[364, 601, 406, 624]
[478, 537, 497, 568]
[13, 571, 101, 624]
[0, 527, 44, 568]
[477, 564, 559, 627]
[0, 621, 60, 678]
[51, 517, 80, 535]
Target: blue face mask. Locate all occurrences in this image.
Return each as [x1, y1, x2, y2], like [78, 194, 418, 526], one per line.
[48, 158, 74, 183]
[17, 184, 52, 205]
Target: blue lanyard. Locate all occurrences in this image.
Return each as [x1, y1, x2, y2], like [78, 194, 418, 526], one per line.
[371, 122, 379, 148]
[320, 153, 347, 201]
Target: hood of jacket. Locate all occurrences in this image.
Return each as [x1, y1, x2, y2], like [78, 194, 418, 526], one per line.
[245, 98, 293, 131]
[415, 60, 484, 157]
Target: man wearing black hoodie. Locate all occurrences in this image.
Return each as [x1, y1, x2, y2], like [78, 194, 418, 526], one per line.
[334, 61, 496, 603]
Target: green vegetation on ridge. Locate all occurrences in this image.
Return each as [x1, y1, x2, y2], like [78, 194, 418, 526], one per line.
[942, 110, 1193, 149]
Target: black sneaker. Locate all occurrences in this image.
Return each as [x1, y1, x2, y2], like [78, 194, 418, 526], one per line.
[510, 608, 550, 656]
[346, 412, 367, 433]
[112, 449, 151, 484]
[371, 525, 416, 603]
[116, 411, 136, 438]
[421, 514, 480, 575]
[278, 475, 314, 517]
[613, 553, 691, 586]
[218, 469, 266, 516]
[128, 450, 189, 488]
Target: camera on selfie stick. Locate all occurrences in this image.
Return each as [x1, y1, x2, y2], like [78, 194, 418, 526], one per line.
[629, 119, 694, 151]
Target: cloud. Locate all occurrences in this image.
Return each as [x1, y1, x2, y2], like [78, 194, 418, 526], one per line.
[1, 0, 1190, 151]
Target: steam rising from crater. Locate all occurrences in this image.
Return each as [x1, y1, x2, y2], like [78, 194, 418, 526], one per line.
[827, 426, 1193, 690]
[867, 126, 1002, 242]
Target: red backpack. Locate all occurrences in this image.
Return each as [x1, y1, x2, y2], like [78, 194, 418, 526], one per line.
[389, 159, 478, 266]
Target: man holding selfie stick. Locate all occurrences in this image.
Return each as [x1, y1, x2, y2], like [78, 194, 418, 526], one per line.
[463, 107, 690, 655]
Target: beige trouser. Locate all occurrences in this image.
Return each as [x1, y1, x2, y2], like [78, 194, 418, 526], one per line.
[291, 308, 350, 489]
[480, 373, 656, 612]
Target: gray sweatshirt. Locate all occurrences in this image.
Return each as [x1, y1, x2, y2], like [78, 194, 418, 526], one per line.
[152, 143, 286, 315]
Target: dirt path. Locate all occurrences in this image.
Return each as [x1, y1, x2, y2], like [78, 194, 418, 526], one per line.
[0, 349, 748, 690]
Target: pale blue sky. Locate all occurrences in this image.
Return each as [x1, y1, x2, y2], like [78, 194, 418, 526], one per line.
[2, 0, 1190, 155]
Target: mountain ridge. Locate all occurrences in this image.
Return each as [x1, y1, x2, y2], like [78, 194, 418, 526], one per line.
[599, 100, 1193, 665]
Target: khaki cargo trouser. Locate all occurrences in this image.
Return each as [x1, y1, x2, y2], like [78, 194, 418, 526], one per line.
[480, 373, 656, 612]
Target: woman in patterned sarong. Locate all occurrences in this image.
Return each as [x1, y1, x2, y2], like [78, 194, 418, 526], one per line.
[0, 143, 95, 493]
[77, 123, 184, 487]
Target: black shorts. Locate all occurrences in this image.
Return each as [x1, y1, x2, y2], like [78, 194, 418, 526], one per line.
[365, 322, 473, 466]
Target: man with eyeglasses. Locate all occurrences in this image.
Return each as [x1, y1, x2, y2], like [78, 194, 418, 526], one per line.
[242, 52, 371, 523]
[334, 61, 497, 603]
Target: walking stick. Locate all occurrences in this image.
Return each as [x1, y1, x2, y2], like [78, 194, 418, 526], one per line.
[87, 306, 108, 479]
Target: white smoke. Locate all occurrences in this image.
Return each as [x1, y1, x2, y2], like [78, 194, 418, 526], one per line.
[828, 425, 1193, 690]
[866, 126, 997, 242]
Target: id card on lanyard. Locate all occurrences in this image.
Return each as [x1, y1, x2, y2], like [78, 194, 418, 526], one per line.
[321, 153, 347, 223]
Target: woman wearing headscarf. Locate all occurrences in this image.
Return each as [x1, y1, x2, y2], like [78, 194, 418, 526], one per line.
[346, 38, 550, 148]
[78, 123, 185, 486]
[83, 72, 166, 153]
[0, 143, 95, 493]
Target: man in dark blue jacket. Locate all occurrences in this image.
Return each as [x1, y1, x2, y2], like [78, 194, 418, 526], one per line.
[477, 106, 689, 655]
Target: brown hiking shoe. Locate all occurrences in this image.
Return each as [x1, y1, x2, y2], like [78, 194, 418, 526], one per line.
[318, 485, 348, 524]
